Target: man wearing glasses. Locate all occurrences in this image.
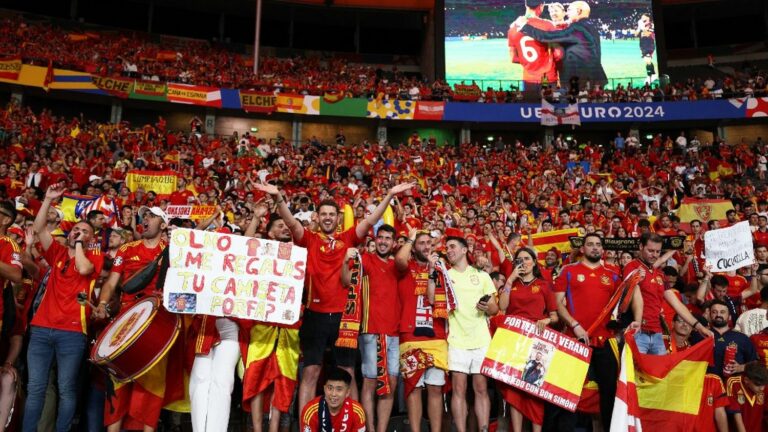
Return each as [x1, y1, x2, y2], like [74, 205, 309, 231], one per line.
[23, 184, 104, 432]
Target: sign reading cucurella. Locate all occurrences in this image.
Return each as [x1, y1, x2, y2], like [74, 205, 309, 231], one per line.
[163, 228, 306, 325]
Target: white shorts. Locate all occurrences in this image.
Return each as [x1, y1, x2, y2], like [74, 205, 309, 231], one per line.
[416, 367, 446, 388]
[448, 346, 488, 375]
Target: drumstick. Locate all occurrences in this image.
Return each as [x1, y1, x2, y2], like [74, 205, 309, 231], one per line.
[76, 292, 97, 309]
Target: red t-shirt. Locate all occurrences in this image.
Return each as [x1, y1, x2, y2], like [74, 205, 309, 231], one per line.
[505, 277, 557, 321]
[31, 241, 104, 334]
[398, 260, 446, 342]
[361, 253, 400, 336]
[0, 236, 22, 320]
[111, 240, 167, 306]
[295, 228, 363, 313]
[169, 189, 195, 205]
[754, 229, 768, 248]
[554, 262, 620, 346]
[726, 376, 766, 432]
[300, 396, 366, 432]
[624, 259, 667, 333]
[724, 274, 749, 300]
[750, 329, 768, 369]
[693, 374, 730, 432]
[507, 18, 557, 83]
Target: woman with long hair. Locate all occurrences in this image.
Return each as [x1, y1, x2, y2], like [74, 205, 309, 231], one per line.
[497, 248, 559, 432]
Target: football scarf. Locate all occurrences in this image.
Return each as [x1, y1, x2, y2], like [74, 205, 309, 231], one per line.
[375, 334, 391, 396]
[432, 260, 457, 318]
[336, 254, 362, 349]
[318, 396, 353, 432]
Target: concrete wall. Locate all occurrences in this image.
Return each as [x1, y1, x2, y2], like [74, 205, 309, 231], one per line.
[722, 125, 768, 145]
[215, 116, 292, 141]
[301, 122, 376, 145]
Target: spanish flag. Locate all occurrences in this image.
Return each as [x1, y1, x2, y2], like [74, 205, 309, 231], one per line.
[708, 161, 735, 180]
[610, 332, 713, 432]
[676, 197, 734, 225]
[242, 324, 300, 413]
[522, 228, 580, 263]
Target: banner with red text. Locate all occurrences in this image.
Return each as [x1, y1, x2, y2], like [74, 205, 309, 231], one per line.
[482, 316, 592, 412]
[452, 84, 482, 101]
[165, 205, 217, 220]
[167, 83, 222, 107]
[163, 228, 305, 325]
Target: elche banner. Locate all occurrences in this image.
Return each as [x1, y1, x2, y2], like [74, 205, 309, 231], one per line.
[163, 228, 306, 325]
[165, 205, 217, 220]
[482, 316, 591, 412]
[704, 221, 754, 272]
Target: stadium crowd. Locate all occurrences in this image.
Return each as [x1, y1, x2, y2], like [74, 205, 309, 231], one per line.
[0, 97, 767, 432]
[2, 14, 768, 103]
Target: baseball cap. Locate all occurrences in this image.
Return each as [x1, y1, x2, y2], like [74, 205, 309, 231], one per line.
[139, 206, 169, 224]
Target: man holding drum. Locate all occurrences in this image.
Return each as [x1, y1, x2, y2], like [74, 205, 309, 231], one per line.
[93, 206, 170, 432]
[24, 184, 103, 432]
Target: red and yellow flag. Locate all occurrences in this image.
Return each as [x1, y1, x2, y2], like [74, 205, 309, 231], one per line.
[0, 57, 22, 81]
[676, 197, 734, 224]
[611, 332, 713, 431]
[242, 324, 300, 413]
[523, 228, 580, 262]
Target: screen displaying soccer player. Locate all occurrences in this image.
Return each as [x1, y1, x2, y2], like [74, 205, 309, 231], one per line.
[445, 0, 659, 90]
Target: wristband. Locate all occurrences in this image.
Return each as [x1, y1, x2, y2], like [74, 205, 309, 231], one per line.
[570, 321, 581, 329]
[99, 301, 108, 306]
[405, 238, 414, 244]
[75, 240, 84, 245]
[691, 321, 700, 329]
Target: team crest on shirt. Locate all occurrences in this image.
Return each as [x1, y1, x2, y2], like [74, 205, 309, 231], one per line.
[601, 275, 611, 285]
[470, 274, 480, 285]
[758, 393, 765, 405]
[738, 393, 746, 404]
[707, 395, 714, 406]
[654, 276, 664, 285]
[113, 256, 123, 267]
[303, 426, 311, 432]
[531, 285, 540, 293]
[577, 274, 585, 282]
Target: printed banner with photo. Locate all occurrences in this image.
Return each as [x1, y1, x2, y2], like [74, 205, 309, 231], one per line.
[163, 228, 306, 325]
[482, 316, 592, 411]
[445, 0, 658, 89]
[704, 221, 754, 272]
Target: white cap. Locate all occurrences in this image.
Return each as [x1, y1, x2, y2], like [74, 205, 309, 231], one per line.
[139, 206, 169, 224]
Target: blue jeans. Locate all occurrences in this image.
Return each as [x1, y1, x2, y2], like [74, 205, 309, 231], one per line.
[635, 331, 667, 355]
[23, 326, 87, 432]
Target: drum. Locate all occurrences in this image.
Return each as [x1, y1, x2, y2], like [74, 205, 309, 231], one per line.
[90, 296, 180, 382]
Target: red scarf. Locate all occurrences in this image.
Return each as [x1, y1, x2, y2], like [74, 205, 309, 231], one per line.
[336, 255, 362, 349]
[432, 260, 457, 318]
[375, 335, 390, 396]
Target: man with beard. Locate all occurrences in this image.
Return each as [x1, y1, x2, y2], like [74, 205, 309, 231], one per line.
[341, 224, 399, 432]
[244, 210, 302, 432]
[255, 181, 414, 416]
[551, 233, 642, 430]
[710, 300, 757, 379]
[516, 0, 607, 87]
[24, 184, 102, 432]
[394, 229, 448, 432]
[93, 205, 173, 432]
[625, 233, 712, 355]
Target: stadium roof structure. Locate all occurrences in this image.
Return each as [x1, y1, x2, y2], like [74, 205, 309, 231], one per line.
[126, 0, 434, 14]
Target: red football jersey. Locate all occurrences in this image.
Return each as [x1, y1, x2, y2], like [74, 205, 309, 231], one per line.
[505, 277, 557, 321]
[624, 259, 667, 333]
[295, 228, 363, 313]
[300, 396, 366, 432]
[554, 262, 621, 346]
[111, 240, 167, 305]
[0, 236, 22, 320]
[693, 374, 729, 432]
[360, 252, 400, 336]
[726, 376, 765, 432]
[507, 18, 558, 84]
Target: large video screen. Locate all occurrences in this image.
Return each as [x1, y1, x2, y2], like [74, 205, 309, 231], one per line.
[445, 0, 658, 90]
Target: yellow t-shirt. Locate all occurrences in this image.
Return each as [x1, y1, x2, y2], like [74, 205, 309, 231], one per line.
[447, 266, 496, 349]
